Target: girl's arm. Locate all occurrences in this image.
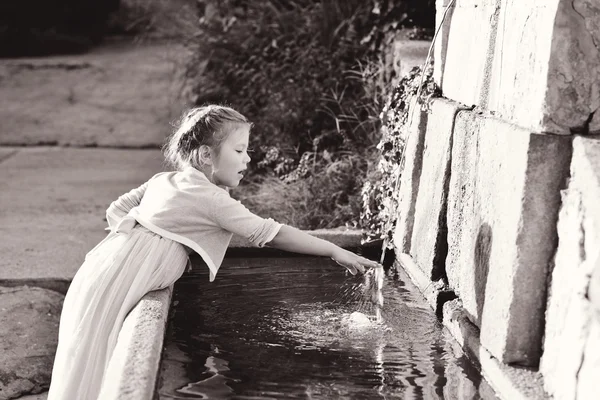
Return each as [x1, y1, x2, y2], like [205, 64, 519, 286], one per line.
[106, 181, 149, 229]
[267, 225, 381, 275]
[210, 192, 380, 275]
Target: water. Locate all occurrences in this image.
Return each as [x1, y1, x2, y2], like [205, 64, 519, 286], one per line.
[158, 257, 497, 400]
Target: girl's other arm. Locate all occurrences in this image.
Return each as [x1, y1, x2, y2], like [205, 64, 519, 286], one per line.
[267, 225, 381, 275]
[106, 181, 149, 229]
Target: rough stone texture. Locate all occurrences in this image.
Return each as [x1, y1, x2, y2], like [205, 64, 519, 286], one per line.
[0, 286, 63, 400]
[488, 0, 600, 135]
[437, 0, 600, 135]
[0, 147, 165, 281]
[433, 0, 456, 86]
[576, 315, 600, 400]
[442, 300, 550, 400]
[436, 0, 501, 107]
[544, 0, 600, 133]
[446, 110, 571, 366]
[99, 288, 172, 400]
[541, 137, 600, 399]
[410, 98, 468, 281]
[0, 40, 191, 147]
[392, 99, 429, 253]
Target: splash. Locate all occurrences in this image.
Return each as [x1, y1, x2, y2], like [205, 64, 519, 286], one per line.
[361, 266, 384, 323]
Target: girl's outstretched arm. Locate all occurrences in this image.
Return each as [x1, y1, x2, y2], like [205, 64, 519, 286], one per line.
[267, 225, 381, 275]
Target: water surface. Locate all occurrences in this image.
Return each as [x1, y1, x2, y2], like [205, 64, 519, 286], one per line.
[159, 257, 497, 399]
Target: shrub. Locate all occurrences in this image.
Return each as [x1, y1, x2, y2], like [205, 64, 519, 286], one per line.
[360, 62, 441, 246]
[233, 151, 376, 229]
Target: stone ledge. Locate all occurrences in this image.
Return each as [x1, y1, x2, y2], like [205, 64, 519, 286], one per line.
[229, 227, 365, 250]
[396, 252, 549, 400]
[443, 300, 549, 400]
[100, 287, 172, 400]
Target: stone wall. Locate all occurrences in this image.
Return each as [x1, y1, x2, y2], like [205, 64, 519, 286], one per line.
[394, 0, 600, 398]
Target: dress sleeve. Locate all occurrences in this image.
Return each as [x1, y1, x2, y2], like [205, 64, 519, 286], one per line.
[211, 191, 282, 247]
[106, 181, 149, 229]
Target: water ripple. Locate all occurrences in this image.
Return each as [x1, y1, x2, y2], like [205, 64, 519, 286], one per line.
[159, 257, 496, 400]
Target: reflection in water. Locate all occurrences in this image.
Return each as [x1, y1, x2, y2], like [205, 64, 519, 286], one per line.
[158, 257, 497, 399]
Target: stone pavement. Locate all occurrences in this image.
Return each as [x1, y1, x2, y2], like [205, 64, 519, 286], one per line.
[0, 147, 166, 399]
[0, 36, 188, 399]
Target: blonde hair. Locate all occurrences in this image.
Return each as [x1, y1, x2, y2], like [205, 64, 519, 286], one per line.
[163, 105, 251, 170]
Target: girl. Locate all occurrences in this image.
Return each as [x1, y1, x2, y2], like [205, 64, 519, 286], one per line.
[48, 105, 381, 400]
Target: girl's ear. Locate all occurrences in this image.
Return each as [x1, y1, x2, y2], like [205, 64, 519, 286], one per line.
[198, 145, 213, 166]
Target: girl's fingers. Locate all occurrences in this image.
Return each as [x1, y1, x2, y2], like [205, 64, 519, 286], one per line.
[356, 263, 365, 274]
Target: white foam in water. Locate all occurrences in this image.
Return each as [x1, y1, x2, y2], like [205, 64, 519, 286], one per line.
[345, 311, 373, 327]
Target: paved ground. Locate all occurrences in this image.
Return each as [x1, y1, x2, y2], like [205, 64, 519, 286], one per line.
[0, 39, 189, 148]
[0, 37, 187, 399]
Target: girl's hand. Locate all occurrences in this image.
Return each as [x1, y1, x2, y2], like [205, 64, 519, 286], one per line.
[331, 248, 382, 275]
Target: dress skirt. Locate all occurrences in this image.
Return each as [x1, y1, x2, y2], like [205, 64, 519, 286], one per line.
[48, 224, 189, 400]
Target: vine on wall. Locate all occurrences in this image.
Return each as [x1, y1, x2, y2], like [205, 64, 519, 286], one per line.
[360, 60, 440, 247]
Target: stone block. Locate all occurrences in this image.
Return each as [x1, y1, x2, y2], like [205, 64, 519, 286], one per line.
[488, 0, 600, 135]
[440, 0, 600, 134]
[541, 137, 600, 398]
[393, 99, 429, 253]
[433, 0, 455, 85]
[410, 98, 468, 280]
[437, 0, 501, 106]
[446, 110, 571, 366]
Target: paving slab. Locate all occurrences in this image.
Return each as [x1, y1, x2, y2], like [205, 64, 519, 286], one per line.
[0, 147, 165, 281]
[0, 39, 191, 147]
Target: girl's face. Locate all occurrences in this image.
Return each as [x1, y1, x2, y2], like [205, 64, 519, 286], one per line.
[211, 124, 251, 188]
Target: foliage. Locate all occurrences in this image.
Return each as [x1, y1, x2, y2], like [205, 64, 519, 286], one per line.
[190, 0, 378, 162]
[233, 151, 375, 229]
[360, 61, 441, 246]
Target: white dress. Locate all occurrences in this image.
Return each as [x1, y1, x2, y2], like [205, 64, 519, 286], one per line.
[47, 224, 188, 400]
[47, 168, 281, 399]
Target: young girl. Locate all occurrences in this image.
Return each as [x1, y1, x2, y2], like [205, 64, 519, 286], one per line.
[47, 105, 380, 400]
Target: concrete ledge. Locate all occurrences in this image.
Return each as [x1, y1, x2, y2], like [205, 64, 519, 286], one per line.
[396, 252, 549, 400]
[443, 300, 549, 400]
[230, 227, 365, 250]
[100, 287, 173, 400]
